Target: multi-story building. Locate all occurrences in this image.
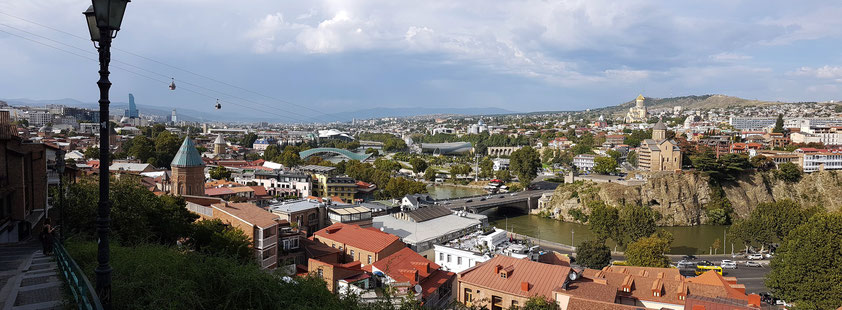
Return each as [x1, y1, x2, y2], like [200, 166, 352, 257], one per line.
[728, 117, 776, 131]
[312, 222, 406, 266]
[243, 170, 312, 198]
[184, 197, 279, 269]
[572, 154, 596, 172]
[801, 152, 842, 173]
[1, 111, 50, 243]
[638, 120, 682, 172]
[312, 174, 357, 203]
[374, 206, 486, 258]
[752, 150, 801, 168]
[269, 199, 326, 235]
[26, 111, 52, 127]
[327, 204, 373, 227]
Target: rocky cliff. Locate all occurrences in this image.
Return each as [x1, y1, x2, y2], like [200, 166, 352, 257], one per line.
[541, 170, 842, 226]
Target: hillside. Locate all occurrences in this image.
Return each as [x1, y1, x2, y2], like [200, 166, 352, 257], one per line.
[594, 94, 784, 117]
[540, 170, 842, 226]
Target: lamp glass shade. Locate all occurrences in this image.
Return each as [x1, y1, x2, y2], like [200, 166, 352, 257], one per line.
[84, 6, 99, 42]
[92, 0, 129, 30]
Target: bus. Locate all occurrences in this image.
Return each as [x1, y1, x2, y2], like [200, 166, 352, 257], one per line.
[695, 265, 723, 275]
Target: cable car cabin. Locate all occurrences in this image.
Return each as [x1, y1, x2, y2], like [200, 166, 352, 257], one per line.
[695, 265, 723, 276]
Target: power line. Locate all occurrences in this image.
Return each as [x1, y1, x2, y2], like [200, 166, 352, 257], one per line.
[0, 10, 334, 122]
[0, 26, 311, 124]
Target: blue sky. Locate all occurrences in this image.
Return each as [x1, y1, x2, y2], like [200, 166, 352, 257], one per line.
[1, 0, 841, 120]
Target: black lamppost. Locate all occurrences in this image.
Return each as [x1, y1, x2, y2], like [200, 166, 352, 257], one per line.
[83, 1, 129, 308]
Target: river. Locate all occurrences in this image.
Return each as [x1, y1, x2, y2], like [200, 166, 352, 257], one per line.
[426, 185, 730, 255]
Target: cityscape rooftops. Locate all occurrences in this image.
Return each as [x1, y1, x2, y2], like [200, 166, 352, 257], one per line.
[459, 255, 571, 299]
[313, 223, 402, 253]
[211, 202, 278, 228]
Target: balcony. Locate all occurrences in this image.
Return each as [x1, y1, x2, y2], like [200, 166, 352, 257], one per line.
[261, 255, 277, 269]
[257, 234, 277, 250]
[47, 171, 60, 185]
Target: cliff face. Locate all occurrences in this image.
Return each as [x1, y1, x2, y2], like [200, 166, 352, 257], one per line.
[542, 171, 842, 226]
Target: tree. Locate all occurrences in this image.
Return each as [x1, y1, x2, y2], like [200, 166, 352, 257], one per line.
[766, 212, 842, 309]
[510, 146, 541, 187]
[209, 165, 232, 180]
[479, 157, 494, 178]
[576, 240, 612, 269]
[240, 133, 258, 148]
[263, 144, 282, 161]
[729, 199, 820, 253]
[593, 156, 618, 175]
[423, 167, 437, 181]
[750, 155, 775, 171]
[541, 148, 555, 163]
[496, 169, 511, 183]
[521, 296, 559, 310]
[606, 149, 622, 164]
[626, 150, 637, 167]
[711, 238, 722, 255]
[409, 158, 428, 174]
[279, 149, 301, 167]
[188, 219, 253, 263]
[383, 138, 407, 152]
[365, 148, 379, 156]
[587, 202, 620, 243]
[375, 158, 402, 172]
[626, 234, 671, 268]
[84, 146, 99, 160]
[155, 131, 182, 168]
[619, 204, 659, 245]
[772, 114, 785, 133]
[128, 135, 155, 163]
[774, 162, 802, 183]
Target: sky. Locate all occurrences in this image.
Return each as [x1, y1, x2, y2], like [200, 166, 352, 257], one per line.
[1, 0, 841, 121]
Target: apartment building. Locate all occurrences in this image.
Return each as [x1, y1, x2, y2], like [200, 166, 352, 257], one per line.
[572, 154, 596, 172]
[801, 152, 842, 173]
[268, 199, 326, 236]
[371, 247, 456, 308]
[308, 259, 370, 294]
[312, 223, 405, 265]
[184, 196, 279, 269]
[457, 255, 573, 309]
[312, 174, 358, 203]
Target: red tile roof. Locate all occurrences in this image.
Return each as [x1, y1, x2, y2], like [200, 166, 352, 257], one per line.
[458, 255, 571, 299]
[372, 247, 454, 299]
[313, 223, 403, 254]
[205, 187, 234, 196]
[212, 202, 278, 228]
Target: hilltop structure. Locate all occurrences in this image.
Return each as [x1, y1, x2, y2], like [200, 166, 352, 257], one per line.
[624, 94, 648, 123]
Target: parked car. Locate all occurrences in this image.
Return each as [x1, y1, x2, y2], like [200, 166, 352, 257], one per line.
[696, 260, 714, 266]
[682, 255, 697, 261]
[720, 260, 737, 269]
[676, 260, 696, 269]
[745, 261, 762, 267]
[465, 199, 473, 203]
[480, 197, 486, 201]
[747, 254, 763, 260]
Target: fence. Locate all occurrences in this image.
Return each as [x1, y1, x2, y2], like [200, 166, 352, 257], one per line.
[54, 241, 104, 310]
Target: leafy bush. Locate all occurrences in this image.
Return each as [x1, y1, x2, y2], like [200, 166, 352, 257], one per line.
[774, 162, 802, 183]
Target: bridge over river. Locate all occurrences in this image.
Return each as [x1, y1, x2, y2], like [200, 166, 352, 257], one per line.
[432, 189, 554, 214]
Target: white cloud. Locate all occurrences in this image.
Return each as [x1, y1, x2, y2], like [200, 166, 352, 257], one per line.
[793, 66, 842, 79]
[710, 52, 752, 62]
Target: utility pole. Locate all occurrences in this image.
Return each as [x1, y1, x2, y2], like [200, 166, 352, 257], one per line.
[474, 154, 480, 182]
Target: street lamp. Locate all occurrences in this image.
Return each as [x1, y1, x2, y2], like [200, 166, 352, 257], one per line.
[83, 1, 129, 308]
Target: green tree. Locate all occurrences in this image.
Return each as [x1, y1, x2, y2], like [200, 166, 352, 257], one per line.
[510, 146, 541, 187]
[593, 156, 618, 175]
[423, 167, 437, 181]
[409, 158, 428, 174]
[619, 204, 659, 245]
[263, 144, 282, 161]
[576, 240, 612, 269]
[84, 146, 99, 160]
[541, 148, 555, 163]
[750, 155, 775, 171]
[587, 202, 620, 243]
[365, 148, 379, 156]
[63, 177, 198, 246]
[155, 131, 182, 168]
[766, 212, 842, 309]
[626, 234, 672, 268]
[188, 219, 253, 263]
[728, 199, 820, 253]
[711, 238, 722, 255]
[626, 150, 638, 167]
[210, 165, 232, 180]
[496, 169, 511, 183]
[772, 114, 785, 133]
[521, 296, 559, 310]
[128, 135, 155, 163]
[383, 138, 407, 152]
[479, 157, 494, 178]
[240, 133, 258, 148]
[774, 162, 802, 183]
[375, 158, 402, 172]
[278, 149, 301, 167]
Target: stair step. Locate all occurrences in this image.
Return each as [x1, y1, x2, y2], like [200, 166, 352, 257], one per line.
[11, 300, 63, 310]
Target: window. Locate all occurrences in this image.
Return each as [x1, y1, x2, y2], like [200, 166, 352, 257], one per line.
[317, 268, 324, 278]
[500, 272, 507, 279]
[349, 250, 355, 259]
[367, 255, 372, 264]
[464, 288, 473, 306]
[439, 253, 444, 261]
[457, 257, 462, 265]
[446, 254, 451, 263]
[511, 300, 519, 308]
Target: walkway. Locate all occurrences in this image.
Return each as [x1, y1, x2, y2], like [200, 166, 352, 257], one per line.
[0, 240, 64, 310]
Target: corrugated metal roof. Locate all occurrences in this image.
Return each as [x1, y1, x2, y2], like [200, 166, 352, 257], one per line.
[171, 137, 205, 167]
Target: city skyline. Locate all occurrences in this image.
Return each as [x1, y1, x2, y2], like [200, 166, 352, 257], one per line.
[1, 1, 842, 117]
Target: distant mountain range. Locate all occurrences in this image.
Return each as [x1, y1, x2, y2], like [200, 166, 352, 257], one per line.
[1, 98, 516, 123]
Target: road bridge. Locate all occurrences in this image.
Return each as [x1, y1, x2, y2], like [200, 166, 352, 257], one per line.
[435, 189, 554, 214]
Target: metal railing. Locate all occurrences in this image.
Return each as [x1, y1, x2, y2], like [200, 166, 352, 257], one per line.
[54, 241, 104, 310]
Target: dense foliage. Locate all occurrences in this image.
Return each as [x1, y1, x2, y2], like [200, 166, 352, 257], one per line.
[209, 165, 232, 180]
[774, 162, 802, 183]
[625, 232, 672, 268]
[592, 156, 618, 174]
[509, 146, 541, 187]
[576, 240, 612, 269]
[766, 212, 842, 310]
[729, 199, 823, 252]
[690, 150, 751, 182]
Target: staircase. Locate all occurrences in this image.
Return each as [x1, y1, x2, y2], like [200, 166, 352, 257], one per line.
[0, 241, 64, 310]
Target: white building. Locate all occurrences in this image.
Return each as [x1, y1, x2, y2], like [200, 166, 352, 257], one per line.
[27, 111, 52, 126]
[433, 244, 490, 273]
[372, 206, 486, 257]
[431, 127, 455, 135]
[492, 158, 510, 171]
[801, 152, 842, 173]
[573, 154, 597, 172]
[467, 120, 488, 135]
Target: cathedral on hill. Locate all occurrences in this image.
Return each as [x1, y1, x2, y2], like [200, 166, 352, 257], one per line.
[625, 94, 648, 123]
